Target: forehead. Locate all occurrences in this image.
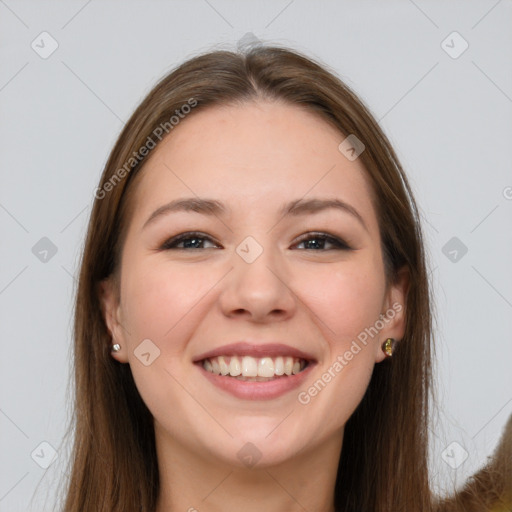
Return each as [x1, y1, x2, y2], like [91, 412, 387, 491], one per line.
[129, 100, 379, 230]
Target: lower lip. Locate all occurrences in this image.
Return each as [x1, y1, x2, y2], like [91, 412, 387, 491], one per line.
[196, 362, 316, 401]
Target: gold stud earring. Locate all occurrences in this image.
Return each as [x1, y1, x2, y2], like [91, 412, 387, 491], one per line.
[381, 338, 396, 357]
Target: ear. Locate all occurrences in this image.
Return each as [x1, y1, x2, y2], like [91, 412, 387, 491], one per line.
[98, 277, 129, 363]
[374, 266, 410, 363]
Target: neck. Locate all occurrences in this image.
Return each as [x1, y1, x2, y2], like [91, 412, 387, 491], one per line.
[154, 424, 343, 512]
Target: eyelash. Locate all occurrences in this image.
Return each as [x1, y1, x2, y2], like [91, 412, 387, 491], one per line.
[159, 231, 352, 251]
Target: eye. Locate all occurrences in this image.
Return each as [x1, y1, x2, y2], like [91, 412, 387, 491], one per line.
[160, 232, 220, 250]
[159, 231, 352, 251]
[292, 232, 352, 251]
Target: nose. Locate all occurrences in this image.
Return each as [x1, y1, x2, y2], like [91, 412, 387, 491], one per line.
[218, 241, 297, 324]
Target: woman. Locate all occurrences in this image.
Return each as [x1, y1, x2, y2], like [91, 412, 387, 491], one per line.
[60, 45, 511, 511]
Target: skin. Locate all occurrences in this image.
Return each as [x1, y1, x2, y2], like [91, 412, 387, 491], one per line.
[100, 100, 409, 512]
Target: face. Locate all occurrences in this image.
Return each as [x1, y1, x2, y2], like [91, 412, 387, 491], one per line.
[101, 100, 408, 468]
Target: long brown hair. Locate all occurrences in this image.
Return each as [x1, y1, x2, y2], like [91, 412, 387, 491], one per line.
[61, 45, 437, 511]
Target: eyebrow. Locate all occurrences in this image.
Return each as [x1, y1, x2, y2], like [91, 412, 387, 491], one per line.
[142, 197, 368, 232]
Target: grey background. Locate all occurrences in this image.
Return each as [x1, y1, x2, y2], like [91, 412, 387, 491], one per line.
[1, 1, 511, 510]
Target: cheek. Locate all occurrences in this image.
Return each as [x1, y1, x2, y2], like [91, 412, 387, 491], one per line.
[120, 260, 213, 353]
[295, 260, 385, 346]
[320, 355, 375, 432]
[119, 261, 215, 432]
[291, 258, 385, 433]
[295, 335, 376, 444]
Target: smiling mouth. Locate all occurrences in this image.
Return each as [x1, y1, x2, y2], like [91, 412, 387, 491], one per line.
[200, 355, 309, 381]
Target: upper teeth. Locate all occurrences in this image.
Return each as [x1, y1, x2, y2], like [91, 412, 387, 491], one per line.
[202, 355, 306, 377]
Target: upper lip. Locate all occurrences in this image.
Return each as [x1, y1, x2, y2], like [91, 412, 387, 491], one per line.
[193, 341, 317, 363]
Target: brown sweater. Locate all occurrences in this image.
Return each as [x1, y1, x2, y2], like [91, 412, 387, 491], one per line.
[435, 413, 512, 512]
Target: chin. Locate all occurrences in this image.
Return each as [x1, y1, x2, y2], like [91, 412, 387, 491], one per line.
[191, 421, 306, 470]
